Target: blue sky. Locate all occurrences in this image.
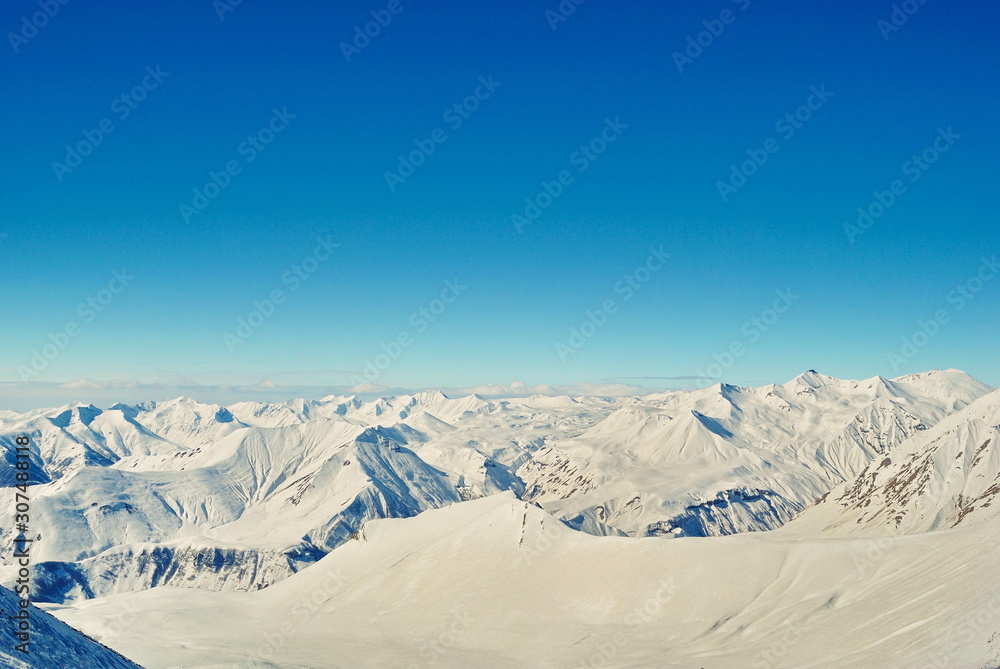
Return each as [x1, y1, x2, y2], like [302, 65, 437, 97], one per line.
[1, 0, 998, 408]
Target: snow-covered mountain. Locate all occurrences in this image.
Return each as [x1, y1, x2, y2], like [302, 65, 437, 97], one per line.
[0, 585, 144, 669]
[4, 368, 1000, 667]
[521, 369, 991, 537]
[789, 387, 1000, 536]
[0, 370, 992, 606]
[0, 392, 610, 602]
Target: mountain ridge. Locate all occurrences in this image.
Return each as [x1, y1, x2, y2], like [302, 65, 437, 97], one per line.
[1, 369, 993, 605]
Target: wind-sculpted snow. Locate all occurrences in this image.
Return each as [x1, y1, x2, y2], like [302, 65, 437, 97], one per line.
[0, 369, 994, 608]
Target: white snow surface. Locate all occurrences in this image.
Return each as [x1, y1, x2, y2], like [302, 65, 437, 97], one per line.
[0, 584, 143, 668]
[2, 369, 999, 667]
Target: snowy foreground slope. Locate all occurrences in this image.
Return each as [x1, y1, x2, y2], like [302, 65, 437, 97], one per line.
[0, 585, 143, 669]
[3, 370, 1000, 667]
[54, 424, 1000, 668]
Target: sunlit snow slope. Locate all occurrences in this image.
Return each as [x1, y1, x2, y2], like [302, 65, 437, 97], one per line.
[3, 371, 1000, 668]
[0, 585, 143, 669]
[0, 370, 991, 606]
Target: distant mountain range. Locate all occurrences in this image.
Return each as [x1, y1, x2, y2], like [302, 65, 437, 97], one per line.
[3, 369, 999, 668]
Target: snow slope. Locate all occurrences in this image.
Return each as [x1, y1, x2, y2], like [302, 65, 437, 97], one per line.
[787, 388, 1000, 537]
[3, 369, 999, 667]
[0, 370, 993, 609]
[52, 489, 1000, 668]
[0, 393, 612, 601]
[0, 585, 143, 669]
[522, 370, 990, 537]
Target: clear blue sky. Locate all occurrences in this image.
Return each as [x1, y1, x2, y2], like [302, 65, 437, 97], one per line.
[1, 0, 998, 407]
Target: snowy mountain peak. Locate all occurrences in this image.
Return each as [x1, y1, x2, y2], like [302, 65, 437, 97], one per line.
[50, 403, 103, 428]
[9, 370, 1000, 669]
[2, 368, 996, 612]
[788, 369, 831, 389]
[891, 368, 995, 408]
[107, 403, 141, 420]
[795, 389, 1000, 536]
[411, 389, 450, 403]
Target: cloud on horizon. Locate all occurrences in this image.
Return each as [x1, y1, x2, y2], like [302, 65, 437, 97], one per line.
[0, 377, 687, 412]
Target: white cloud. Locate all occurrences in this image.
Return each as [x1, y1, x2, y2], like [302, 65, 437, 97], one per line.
[59, 379, 143, 390]
[0, 377, 678, 412]
[448, 381, 663, 398]
[349, 383, 390, 394]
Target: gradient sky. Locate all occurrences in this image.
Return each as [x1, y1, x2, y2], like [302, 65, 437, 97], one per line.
[1, 0, 998, 408]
